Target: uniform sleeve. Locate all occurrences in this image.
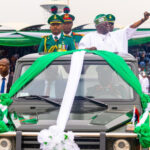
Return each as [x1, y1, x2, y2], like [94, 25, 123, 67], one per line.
[78, 34, 91, 49]
[38, 38, 44, 52]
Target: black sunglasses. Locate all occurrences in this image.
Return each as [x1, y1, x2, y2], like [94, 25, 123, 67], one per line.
[109, 22, 114, 25]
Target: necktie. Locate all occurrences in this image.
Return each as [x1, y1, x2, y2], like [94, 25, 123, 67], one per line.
[1, 77, 6, 93]
[54, 36, 58, 42]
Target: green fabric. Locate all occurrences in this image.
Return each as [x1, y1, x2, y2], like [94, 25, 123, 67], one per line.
[0, 110, 4, 120]
[0, 37, 41, 47]
[0, 94, 13, 106]
[0, 49, 150, 148]
[129, 36, 150, 46]
[0, 121, 9, 133]
[134, 112, 150, 148]
[38, 33, 76, 53]
[18, 116, 38, 124]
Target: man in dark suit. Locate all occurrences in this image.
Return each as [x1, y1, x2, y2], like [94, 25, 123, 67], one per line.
[0, 58, 13, 93]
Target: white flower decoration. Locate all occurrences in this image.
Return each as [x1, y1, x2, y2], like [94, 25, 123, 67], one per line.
[38, 126, 80, 150]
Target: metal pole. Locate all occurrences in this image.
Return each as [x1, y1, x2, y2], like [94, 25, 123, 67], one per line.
[100, 132, 106, 150]
[16, 131, 22, 150]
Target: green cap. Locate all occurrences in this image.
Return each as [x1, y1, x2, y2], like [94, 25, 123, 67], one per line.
[94, 14, 107, 26]
[48, 15, 64, 24]
[47, 6, 64, 24]
[106, 14, 116, 23]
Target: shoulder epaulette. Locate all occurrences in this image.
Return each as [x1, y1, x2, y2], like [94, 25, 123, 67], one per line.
[64, 34, 72, 37]
[72, 32, 84, 36]
[42, 35, 48, 38]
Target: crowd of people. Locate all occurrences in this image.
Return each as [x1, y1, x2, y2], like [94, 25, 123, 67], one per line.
[0, 6, 150, 94]
[136, 50, 150, 93]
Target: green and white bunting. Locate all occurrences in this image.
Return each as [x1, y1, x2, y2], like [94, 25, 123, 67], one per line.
[0, 30, 149, 46]
[135, 103, 150, 148]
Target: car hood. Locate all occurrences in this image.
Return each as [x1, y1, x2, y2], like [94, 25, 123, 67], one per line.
[12, 110, 131, 132]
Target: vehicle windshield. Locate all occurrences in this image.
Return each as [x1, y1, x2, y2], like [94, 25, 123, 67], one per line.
[16, 63, 134, 100]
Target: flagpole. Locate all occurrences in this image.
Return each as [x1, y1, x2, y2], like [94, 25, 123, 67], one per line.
[133, 105, 135, 126]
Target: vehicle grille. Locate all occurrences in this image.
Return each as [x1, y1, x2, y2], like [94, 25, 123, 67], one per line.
[22, 136, 100, 150]
[76, 137, 100, 150]
[22, 137, 40, 150]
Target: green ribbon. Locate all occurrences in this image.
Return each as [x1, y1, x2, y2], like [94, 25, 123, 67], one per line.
[134, 113, 150, 148]
[0, 121, 9, 133]
[0, 94, 12, 106]
[18, 116, 38, 124]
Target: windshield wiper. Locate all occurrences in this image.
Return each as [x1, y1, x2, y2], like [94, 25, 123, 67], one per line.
[17, 95, 60, 107]
[74, 96, 108, 108]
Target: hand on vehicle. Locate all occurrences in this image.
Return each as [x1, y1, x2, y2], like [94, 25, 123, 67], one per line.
[86, 47, 97, 50]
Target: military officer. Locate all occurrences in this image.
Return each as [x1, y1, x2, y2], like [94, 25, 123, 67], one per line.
[61, 7, 84, 49]
[38, 6, 76, 53]
[106, 14, 116, 32]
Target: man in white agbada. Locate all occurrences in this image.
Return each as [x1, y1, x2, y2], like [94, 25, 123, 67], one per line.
[79, 12, 150, 53]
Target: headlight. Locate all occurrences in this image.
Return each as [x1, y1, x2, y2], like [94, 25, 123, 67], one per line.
[0, 138, 12, 150]
[113, 139, 130, 150]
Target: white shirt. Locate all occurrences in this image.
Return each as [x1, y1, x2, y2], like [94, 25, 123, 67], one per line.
[139, 74, 149, 94]
[0, 74, 9, 93]
[79, 26, 137, 53]
[52, 33, 61, 40]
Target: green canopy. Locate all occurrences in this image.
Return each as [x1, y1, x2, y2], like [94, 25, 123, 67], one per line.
[128, 36, 150, 46]
[0, 29, 149, 47]
[0, 37, 41, 47]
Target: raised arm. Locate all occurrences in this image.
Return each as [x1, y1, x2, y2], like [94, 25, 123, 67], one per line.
[130, 11, 150, 28]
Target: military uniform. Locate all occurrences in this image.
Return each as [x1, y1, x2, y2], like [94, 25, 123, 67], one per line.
[38, 5, 76, 53]
[69, 32, 84, 49]
[38, 33, 76, 53]
[61, 7, 84, 49]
